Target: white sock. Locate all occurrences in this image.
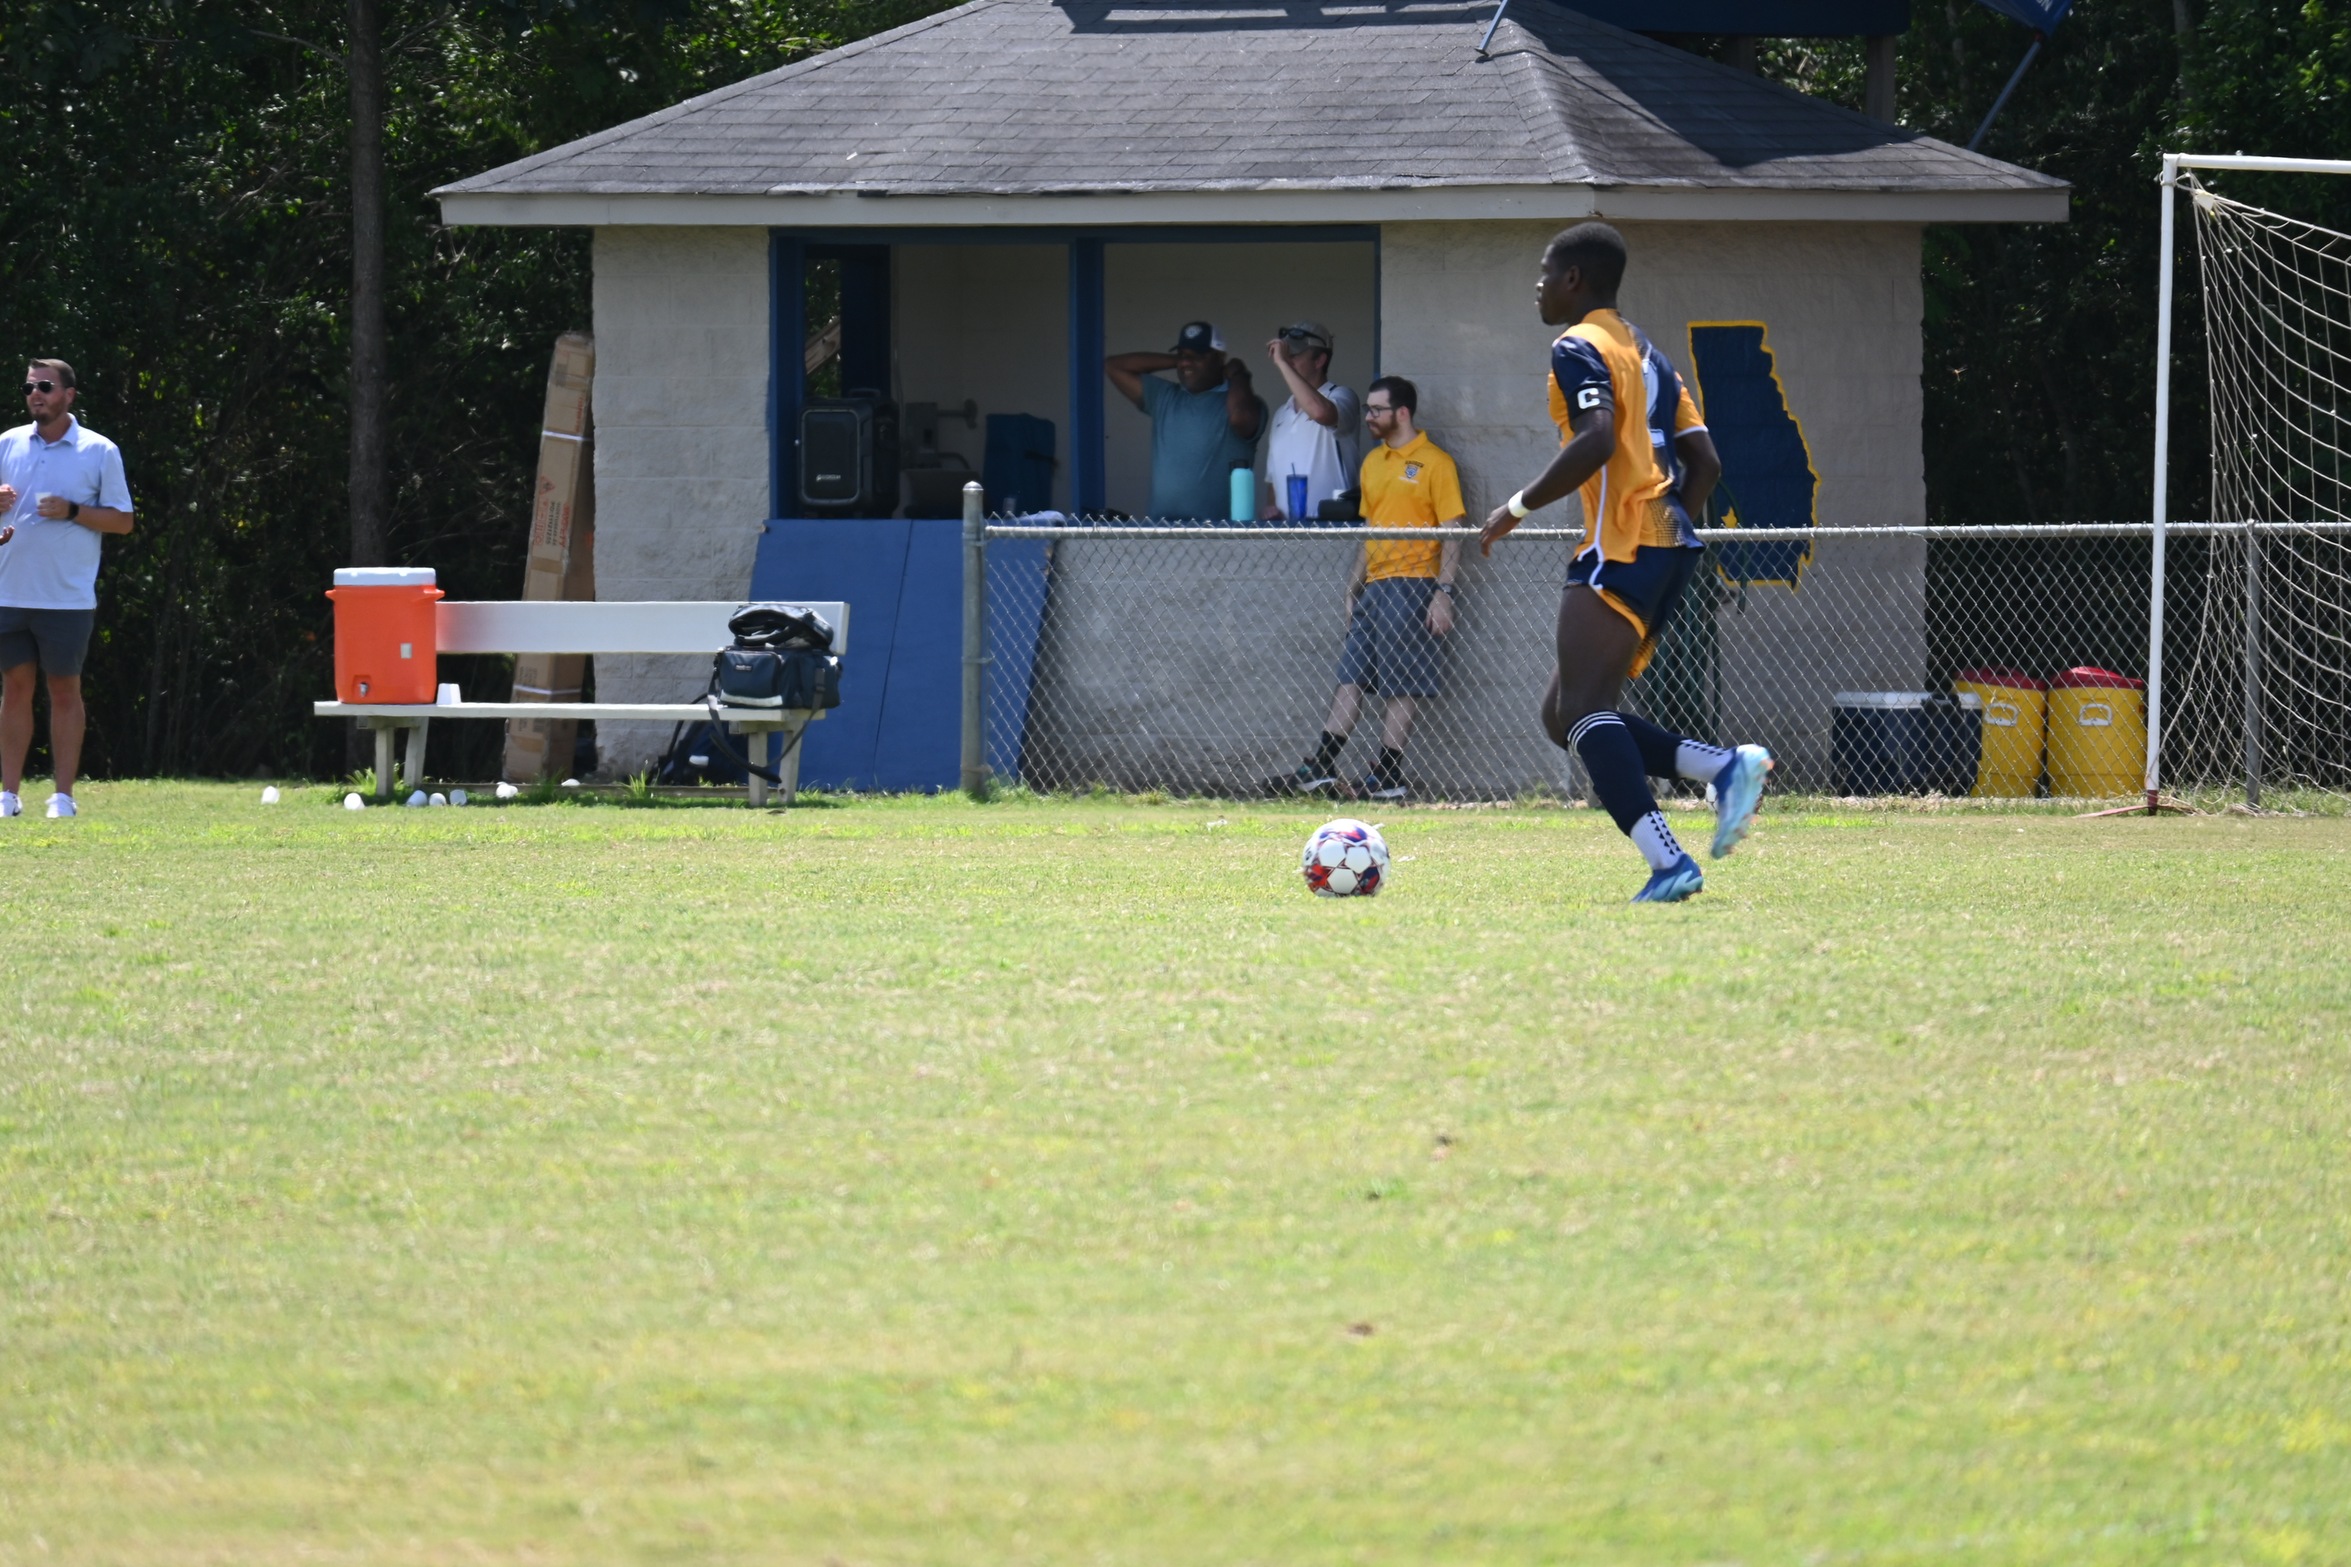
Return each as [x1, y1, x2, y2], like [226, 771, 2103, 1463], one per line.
[1676, 740, 1734, 782]
[1629, 809, 1685, 871]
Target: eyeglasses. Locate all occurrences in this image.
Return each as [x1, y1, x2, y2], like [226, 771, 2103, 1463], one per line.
[23, 380, 58, 395]
[1364, 404, 1396, 417]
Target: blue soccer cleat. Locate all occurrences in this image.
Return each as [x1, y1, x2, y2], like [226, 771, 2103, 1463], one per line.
[1631, 853, 1705, 903]
[1709, 744, 1774, 859]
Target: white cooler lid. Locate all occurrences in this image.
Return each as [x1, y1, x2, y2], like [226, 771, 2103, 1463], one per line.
[333, 566, 436, 586]
[1832, 691, 1982, 709]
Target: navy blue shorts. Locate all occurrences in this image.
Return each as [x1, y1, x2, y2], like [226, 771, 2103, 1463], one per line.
[1567, 546, 1701, 677]
[1336, 576, 1443, 698]
[0, 606, 96, 678]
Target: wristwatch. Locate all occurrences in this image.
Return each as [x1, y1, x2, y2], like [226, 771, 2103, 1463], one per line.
[1432, 582, 1455, 596]
[65, 501, 80, 521]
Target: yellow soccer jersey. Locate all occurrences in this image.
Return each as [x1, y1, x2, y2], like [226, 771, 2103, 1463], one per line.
[1358, 432, 1465, 582]
[1546, 308, 1682, 561]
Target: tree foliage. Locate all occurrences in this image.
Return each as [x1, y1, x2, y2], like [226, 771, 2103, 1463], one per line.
[1742, 1, 2351, 525]
[0, 0, 2346, 777]
[0, 0, 921, 779]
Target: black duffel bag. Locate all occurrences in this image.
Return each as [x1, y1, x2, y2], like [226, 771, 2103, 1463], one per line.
[685, 603, 845, 787]
[711, 602, 842, 711]
[713, 646, 840, 710]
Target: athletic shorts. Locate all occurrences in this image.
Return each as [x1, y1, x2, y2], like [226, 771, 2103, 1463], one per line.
[1567, 546, 1702, 679]
[1336, 576, 1444, 698]
[0, 606, 96, 678]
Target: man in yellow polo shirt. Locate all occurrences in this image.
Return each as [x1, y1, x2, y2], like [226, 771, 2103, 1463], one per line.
[1267, 376, 1464, 802]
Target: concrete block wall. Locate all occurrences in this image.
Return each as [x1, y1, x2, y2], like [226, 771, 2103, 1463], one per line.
[588, 226, 772, 776]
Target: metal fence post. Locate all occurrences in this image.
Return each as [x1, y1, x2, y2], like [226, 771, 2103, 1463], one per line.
[2145, 155, 2180, 814]
[2244, 520, 2265, 808]
[961, 481, 988, 798]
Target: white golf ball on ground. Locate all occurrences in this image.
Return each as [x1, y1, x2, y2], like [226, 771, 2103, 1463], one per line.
[495, 781, 520, 800]
[404, 790, 427, 808]
[428, 792, 447, 807]
[260, 785, 280, 804]
[448, 789, 468, 806]
[343, 793, 364, 811]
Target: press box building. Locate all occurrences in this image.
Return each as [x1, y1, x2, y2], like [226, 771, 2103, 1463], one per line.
[436, 0, 2068, 790]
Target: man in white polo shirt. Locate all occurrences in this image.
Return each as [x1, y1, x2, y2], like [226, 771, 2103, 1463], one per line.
[0, 360, 136, 818]
[1262, 321, 1360, 519]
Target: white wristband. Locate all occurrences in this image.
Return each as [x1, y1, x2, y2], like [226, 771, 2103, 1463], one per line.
[1506, 491, 1532, 519]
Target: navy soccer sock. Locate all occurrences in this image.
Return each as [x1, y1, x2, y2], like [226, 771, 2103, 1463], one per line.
[1570, 712, 1684, 871]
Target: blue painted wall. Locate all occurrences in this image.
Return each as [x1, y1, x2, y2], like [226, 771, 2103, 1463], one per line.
[750, 519, 1051, 791]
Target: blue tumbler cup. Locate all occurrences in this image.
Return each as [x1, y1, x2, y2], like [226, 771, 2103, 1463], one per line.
[1286, 473, 1310, 520]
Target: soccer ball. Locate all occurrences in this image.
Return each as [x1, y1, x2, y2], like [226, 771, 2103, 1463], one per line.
[1301, 818, 1390, 897]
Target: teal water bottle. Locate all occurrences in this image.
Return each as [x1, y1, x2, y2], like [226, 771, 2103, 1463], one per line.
[1229, 463, 1257, 522]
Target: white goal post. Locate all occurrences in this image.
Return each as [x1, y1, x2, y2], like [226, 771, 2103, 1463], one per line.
[2150, 152, 2351, 809]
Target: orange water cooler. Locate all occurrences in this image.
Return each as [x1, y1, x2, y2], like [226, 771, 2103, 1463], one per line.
[327, 567, 442, 703]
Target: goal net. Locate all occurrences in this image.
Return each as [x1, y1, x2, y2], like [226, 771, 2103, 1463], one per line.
[2168, 169, 2351, 801]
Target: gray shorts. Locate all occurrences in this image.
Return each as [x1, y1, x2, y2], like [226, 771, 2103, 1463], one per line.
[1336, 576, 1443, 698]
[0, 606, 96, 678]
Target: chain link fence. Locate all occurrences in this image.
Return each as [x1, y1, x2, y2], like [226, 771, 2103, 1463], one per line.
[969, 518, 2351, 806]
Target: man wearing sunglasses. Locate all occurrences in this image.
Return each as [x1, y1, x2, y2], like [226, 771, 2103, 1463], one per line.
[1262, 321, 1359, 520]
[0, 360, 137, 819]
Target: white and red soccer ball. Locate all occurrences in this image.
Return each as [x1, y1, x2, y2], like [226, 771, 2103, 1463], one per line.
[1301, 818, 1389, 897]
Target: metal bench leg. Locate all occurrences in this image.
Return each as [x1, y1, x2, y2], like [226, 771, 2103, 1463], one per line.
[740, 726, 770, 809]
[404, 718, 431, 793]
[372, 724, 396, 802]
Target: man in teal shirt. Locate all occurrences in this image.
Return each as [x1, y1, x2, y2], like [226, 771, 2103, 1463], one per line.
[1106, 321, 1266, 519]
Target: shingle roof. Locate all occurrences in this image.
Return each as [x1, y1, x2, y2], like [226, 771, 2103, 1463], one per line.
[438, 0, 2064, 203]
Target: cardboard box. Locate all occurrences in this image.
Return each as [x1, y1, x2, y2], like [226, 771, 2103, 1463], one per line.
[503, 333, 596, 782]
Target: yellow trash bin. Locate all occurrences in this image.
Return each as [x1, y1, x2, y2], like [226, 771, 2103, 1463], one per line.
[1954, 666, 2046, 797]
[2046, 666, 2147, 797]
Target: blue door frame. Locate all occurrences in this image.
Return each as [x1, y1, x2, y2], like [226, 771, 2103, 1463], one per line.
[769, 224, 1380, 518]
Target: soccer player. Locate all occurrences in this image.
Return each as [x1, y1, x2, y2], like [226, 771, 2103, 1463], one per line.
[1480, 223, 1772, 902]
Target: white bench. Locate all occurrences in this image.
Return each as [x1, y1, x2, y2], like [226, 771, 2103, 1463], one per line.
[313, 600, 848, 807]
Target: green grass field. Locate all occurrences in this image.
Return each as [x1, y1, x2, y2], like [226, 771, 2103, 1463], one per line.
[3, 782, 2347, 1565]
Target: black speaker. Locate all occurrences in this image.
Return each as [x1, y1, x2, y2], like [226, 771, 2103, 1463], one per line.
[799, 397, 899, 517]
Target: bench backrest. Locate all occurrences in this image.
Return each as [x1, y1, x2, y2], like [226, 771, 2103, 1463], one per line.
[436, 601, 849, 656]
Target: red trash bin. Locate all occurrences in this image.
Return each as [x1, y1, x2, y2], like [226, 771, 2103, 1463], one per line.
[327, 567, 442, 703]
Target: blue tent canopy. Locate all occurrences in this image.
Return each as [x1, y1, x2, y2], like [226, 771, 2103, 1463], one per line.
[1566, 1, 1908, 31]
[1973, 0, 2073, 30]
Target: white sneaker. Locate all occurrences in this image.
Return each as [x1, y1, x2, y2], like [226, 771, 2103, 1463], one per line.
[46, 793, 75, 819]
[0, 791, 18, 817]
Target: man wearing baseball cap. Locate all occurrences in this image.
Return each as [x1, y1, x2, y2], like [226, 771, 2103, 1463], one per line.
[1106, 321, 1266, 519]
[1263, 321, 1360, 520]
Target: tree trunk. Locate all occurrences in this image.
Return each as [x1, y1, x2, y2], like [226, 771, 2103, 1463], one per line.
[348, 0, 388, 569]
